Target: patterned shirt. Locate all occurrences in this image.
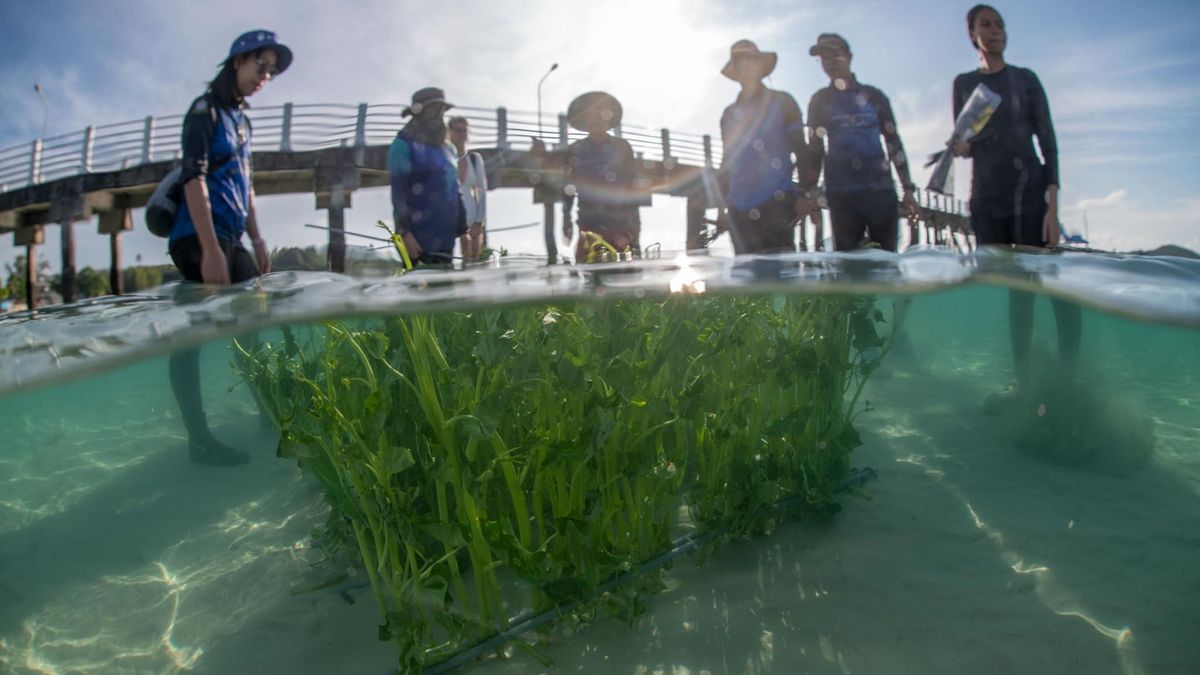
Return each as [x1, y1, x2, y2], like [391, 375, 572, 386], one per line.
[170, 94, 252, 243]
[807, 79, 913, 194]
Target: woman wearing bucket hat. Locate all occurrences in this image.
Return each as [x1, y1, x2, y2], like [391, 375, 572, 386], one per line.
[718, 39, 813, 254]
[166, 29, 291, 466]
[561, 91, 643, 261]
[388, 87, 467, 265]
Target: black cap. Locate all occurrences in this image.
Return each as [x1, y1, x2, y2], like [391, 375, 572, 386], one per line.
[809, 33, 851, 56]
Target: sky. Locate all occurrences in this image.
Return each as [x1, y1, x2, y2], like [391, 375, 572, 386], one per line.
[1, 0, 1198, 274]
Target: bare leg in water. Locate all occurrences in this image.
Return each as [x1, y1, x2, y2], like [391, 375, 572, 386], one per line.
[170, 346, 250, 465]
[1007, 289, 1082, 390]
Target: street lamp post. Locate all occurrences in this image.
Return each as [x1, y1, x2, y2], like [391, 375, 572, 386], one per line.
[34, 83, 48, 139]
[536, 63, 559, 143]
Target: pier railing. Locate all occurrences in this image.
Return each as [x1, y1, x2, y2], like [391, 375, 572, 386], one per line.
[0, 103, 720, 191]
[0, 102, 968, 216]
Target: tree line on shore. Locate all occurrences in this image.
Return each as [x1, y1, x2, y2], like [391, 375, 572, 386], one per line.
[0, 245, 399, 308]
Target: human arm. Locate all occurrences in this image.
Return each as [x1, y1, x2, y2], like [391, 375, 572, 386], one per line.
[245, 189, 270, 274]
[796, 94, 826, 221]
[950, 75, 973, 158]
[801, 94, 825, 190]
[873, 89, 920, 220]
[388, 140, 422, 260]
[182, 180, 229, 284]
[780, 93, 817, 219]
[1028, 71, 1060, 190]
[179, 97, 229, 284]
[1022, 70, 1060, 247]
[473, 152, 488, 227]
[1044, 184, 1060, 247]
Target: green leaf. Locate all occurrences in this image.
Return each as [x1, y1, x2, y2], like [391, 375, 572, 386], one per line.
[383, 445, 416, 476]
[420, 522, 467, 550]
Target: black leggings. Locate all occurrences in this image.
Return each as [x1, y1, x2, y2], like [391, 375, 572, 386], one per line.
[828, 190, 899, 252]
[167, 236, 259, 443]
[728, 196, 797, 255]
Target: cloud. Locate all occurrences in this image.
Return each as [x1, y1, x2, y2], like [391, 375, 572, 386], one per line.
[3, 0, 1198, 274]
[1059, 193, 1200, 254]
[1068, 189, 1128, 212]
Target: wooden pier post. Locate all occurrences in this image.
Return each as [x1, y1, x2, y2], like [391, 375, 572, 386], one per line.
[685, 193, 706, 252]
[99, 207, 132, 295]
[26, 245, 37, 309]
[49, 190, 98, 304]
[314, 149, 361, 273]
[543, 202, 557, 265]
[326, 186, 348, 273]
[60, 221, 77, 303]
[15, 226, 44, 309]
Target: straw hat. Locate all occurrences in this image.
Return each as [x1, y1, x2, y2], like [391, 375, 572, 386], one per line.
[720, 39, 777, 80]
[567, 91, 623, 131]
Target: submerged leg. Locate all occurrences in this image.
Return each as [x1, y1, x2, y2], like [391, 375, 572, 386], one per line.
[1050, 298, 1082, 376]
[1008, 289, 1036, 389]
[169, 346, 249, 466]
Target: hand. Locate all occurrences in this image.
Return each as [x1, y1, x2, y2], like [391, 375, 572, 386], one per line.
[470, 222, 484, 238]
[252, 237, 271, 275]
[402, 232, 422, 261]
[200, 247, 231, 285]
[1042, 211, 1061, 248]
[901, 190, 921, 221]
[949, 139, 971, 158]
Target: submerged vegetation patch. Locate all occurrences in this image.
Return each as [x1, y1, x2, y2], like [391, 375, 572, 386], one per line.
[235, 293, 891, 673]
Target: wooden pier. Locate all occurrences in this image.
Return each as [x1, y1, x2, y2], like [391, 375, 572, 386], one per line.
[0, 103, 970, 308]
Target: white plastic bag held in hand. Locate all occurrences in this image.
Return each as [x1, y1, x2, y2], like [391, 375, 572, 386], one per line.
[925, 83, 1002, 195]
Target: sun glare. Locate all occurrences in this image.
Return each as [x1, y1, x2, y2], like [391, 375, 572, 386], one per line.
[568, 0, 729, 128]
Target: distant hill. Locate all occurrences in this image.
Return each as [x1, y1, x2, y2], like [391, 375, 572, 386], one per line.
[1130, 245, 1200, 260]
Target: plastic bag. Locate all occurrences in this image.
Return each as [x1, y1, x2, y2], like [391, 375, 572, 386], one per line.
[925, 83, 1002, 195]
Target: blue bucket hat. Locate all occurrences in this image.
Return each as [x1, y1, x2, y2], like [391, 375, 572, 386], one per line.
[227, 29, 293, 74]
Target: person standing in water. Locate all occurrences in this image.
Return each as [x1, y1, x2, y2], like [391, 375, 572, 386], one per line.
[389, 87, 467, 266]
[561, 91, 642, 261]
[718, 39, 811, 254]
[951, 4, 1081, 408]
[167, 30, 291, 466]
[804, 33, 919, 251]
[448, 116, 488, 263]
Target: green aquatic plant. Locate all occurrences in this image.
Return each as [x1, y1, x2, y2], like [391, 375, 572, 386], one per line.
[234, 292, 890, 673]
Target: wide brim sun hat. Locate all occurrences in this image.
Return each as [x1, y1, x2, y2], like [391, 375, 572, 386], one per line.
[567, 91, 624, 131]
[720, 39, 777, 80]
[402, 86, 456, 117]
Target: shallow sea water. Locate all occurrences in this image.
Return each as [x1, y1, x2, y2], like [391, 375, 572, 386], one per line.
[0, 250, 1197, 675]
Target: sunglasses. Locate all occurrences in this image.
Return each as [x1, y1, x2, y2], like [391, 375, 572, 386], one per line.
[254, 57, 280, 78]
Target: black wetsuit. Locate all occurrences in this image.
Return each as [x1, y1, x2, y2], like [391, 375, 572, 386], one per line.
[953, 66, 1058, 246]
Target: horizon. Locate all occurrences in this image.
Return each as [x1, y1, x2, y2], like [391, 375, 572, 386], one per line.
[2, 0, 1198, 274]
